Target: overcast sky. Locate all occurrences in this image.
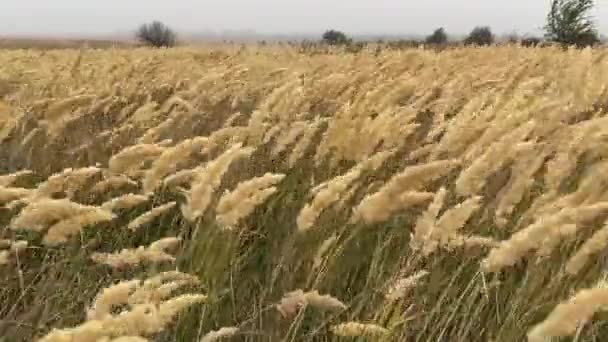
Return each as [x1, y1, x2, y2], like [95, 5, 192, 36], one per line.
[2, 0, 608, 37]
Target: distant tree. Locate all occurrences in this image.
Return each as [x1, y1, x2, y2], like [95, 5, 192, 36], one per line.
[322, 30, 352, 46]
[464, 26, 495, 46]
[425, 28, 448, 45]
[545, 0, 599, 47]
[136, 21, 177, 48]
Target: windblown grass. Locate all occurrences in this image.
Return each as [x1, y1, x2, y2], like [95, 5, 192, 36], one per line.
[2, 44, 608, 341]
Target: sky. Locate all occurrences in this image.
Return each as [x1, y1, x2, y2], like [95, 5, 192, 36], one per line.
[2, 0, 608, 38]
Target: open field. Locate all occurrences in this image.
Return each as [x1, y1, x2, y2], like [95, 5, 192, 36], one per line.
[1, 45, 608, 341]
[0, 38, 135, 50]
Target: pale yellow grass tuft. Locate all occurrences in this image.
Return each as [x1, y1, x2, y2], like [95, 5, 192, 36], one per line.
[11, 199, 114, 244]
[275, 290, 306, 317]
[101, 194, 149, 211]
[108, 143, 166, 176]
[287, 118, 327, 167]
[0, 186, 33, 204]
[181, 143, 254, 221]
[527, 280, 608, 342]
[222, 111, 244, 127]
[43, 208, 115, 245]
[566, 221, 608, 275]
[40, 273, 206, 342]
[410, 188, 483, 256]
[270, 121, 307, 156]
[200, 127, 250, 155]
[142, 136, 208, 194]
[200, 327, 239, 342]
[11, 198, 94, 232]
[87, 279, 141, 320]
[303, 290, 348, 311]
[330, 322, 388, 337]
[262, 125, 282, 144]
[482, 203, 608, 273]
[91, 175, 138, 195]
[37, 167, 102, 198]
[127, 202, 177, 231]
[161, 167, 202, 189]
[455, 121, 536, 196]
[352, 160, 459, 224]
[128, 271, 201, 306]
[215, 173, 285, 229]
[276, 289, 346, 317]
[298, 150, 394, 232]
[385, 270, 429, 302]
[91, 237, 181, 269]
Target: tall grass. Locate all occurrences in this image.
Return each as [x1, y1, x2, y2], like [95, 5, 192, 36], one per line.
[1, 44, 608, 341]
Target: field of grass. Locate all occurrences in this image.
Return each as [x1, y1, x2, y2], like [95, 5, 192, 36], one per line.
[1, 44, 608, 341]
[0, 38, 134, 50]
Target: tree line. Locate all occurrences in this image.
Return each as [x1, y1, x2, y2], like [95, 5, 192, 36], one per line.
[137, 0, 599, 49]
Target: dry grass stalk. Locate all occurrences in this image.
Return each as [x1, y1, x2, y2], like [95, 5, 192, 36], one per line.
[0, 186, 33, 204]
[262, 124, 282, 144]
[101, 193, 149, 211]
[91, 237, 181, 269]
[287, 118, 326, 167]
[200, 327, 239, 342]
[91, 175, 139, 194]
[303, 290, 348, 311]
[215, 173, 285, 229]
[37, 166, 102, 198]
[108, 143, 166, 176]
[385, 270, 429, 302]
[270, 121, 307, 156]
[352, 160, 459, 223]
[276, 290, 306, 317]
[142, 136, 208, 194]
[494, 148, 547, 227]
[181, 143, 254, 221]
[87, 279, 141, 320]
[298, 151, 393, 232]
[200, 127, 250, 155]
[127, 202, 177, 231]
[276, 289, 346, 317]
[536, 224, 578, 258]
[527, 281, 608, 342]
[41, 292, 206, 342]
[11, 198, 113, 234]
[455, 122, 536, 196]
[44, 94, 96, 123]
[566, 221, 608, 275]
[222, 111, 243, 127]
[410, 190, 483, 256]
[482, 203, 608, 273]
[330, 322, 389, 337]
[162, 167, 202, 189]
[128, 271, 200, 306]
[43, 208, 115, 245]
[40, 272, 204, 341]
[313, 235, 338, 270]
